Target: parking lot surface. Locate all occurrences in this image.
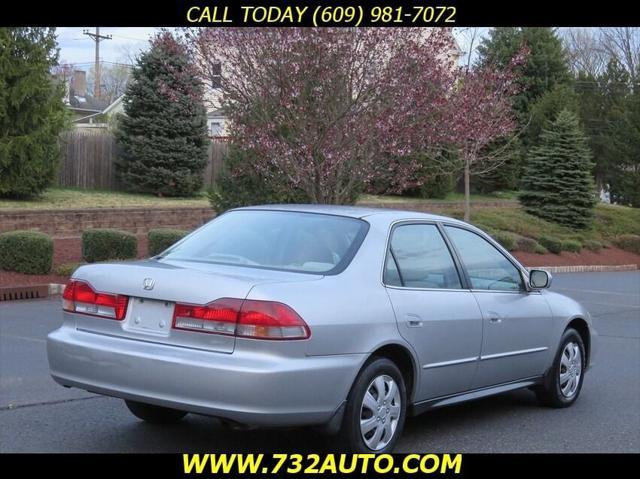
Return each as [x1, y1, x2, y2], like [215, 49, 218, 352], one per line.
[0, 271, 638, 452]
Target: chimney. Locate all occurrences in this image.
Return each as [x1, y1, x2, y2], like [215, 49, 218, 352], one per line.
[72, 70, 87, 97]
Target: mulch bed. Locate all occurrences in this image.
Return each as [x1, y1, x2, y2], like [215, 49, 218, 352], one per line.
[1, 239, 638, 289]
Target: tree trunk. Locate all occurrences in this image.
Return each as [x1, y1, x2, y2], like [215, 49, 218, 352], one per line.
[464, 158, 471, 222]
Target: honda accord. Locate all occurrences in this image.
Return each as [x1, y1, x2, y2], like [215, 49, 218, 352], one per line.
[47, 205, 596, 452]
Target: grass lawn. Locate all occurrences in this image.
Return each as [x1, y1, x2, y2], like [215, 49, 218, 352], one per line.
[358, 191, 518, 204]
[0, 188, 210, 210]
[471, 204, 640, 243]
[360, 193, 640, 248]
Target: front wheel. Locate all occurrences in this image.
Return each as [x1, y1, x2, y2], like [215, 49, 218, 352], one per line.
[125, 400, 187, 424]
[339, 357, 407, 453]
[536, 328, 586, 408]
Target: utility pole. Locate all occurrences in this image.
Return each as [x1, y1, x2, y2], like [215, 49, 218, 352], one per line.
[83, 27, 112, 100]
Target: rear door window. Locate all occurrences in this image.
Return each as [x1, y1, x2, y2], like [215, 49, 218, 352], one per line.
[385, 224, 462, 289]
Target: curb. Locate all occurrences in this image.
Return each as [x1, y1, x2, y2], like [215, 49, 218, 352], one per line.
[0, 283, 65, 302]
[49, 283, 65, 296]
[531, 264, 638, 273]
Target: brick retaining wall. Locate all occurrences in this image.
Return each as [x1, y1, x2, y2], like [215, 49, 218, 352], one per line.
[0, 208, 216, 238]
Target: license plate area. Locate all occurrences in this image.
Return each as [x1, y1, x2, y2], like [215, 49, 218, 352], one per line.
[124, 297, 174, 337]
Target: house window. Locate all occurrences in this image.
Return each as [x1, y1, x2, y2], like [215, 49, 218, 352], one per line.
[210, 62, 222, 89]
[209, 121, 223, 137]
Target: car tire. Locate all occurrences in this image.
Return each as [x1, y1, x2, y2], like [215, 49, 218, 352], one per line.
[339, 357, 407, 453]
[125, 400, 188, 424]
[535, 328, 586, 408]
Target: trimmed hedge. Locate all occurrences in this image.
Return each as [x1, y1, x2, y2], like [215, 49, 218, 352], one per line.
[515, 236, 539, 253]
[533, 243, 548, 254]
[491, 231, 517, 251]
[562, 239, 582, 253]
[538, 235, 563, 254]
[0, 230, 53, 274]
[54, 262, 84, 277]
[614, 234, 640, 255]
[82, 229, 138, 263]
[148, 228, 188, 256]
[583, 239, 603, 252]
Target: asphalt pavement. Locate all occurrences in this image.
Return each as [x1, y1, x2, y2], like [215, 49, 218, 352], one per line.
[0, 271, 638, 452]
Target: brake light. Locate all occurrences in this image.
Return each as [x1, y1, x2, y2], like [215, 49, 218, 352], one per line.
[172, 298, 310, 340]
[62, 280, 129, 320]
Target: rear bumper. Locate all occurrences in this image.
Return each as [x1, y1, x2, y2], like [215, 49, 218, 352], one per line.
[47, 325, 364, 426]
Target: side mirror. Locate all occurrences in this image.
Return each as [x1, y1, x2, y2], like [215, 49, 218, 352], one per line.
[529, 269, 552, 289]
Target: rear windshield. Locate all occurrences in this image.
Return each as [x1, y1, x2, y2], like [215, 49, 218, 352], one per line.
[160, 210, 369, 274]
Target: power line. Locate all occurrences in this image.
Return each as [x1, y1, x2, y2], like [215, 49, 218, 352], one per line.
[83, 27, 112, 99]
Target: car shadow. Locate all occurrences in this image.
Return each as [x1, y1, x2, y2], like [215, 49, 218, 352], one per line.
[113, 389, 540, 453]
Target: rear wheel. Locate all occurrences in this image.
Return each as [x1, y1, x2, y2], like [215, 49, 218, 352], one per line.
[125, 400, 187, 424]
[339, 357, 406, 453]
[535, 328, 586, 408]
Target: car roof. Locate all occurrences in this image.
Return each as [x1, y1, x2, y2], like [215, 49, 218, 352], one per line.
[232, 204, 468, 225]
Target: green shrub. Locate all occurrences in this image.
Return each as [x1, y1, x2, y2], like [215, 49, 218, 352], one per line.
[515, 236, 539, 253]
[148, 229, 188, 256]
[614, 234, 640, 254]
[583, 240, 603, 252]
[0, 230, 53, 274]
[208, 146, 310, 214]
[491, 231, 517, 251]
[54, 262, 84, 277]
[82, 229, 137, 263]
[538, 235, 563, 254]
[562, 239, 582, 253]
[534, 244, 548, 254]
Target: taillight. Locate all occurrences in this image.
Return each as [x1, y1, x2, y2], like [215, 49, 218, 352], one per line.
[173, 298, 243, 335]
[237, 300, 310, 340]
[62, 280, 129, 320]
[172, 298, 310, 340]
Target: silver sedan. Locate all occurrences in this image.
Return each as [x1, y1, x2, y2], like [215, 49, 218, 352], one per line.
[47, 205, 597, 452]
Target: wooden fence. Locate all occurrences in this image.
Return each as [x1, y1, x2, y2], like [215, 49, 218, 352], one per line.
[57, 128, 229, 190]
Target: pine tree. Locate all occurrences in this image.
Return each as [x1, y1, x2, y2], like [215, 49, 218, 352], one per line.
[475, 28, 573, 193]
[0, 28, 68, 197]
[520, 110, 597, 228]
[115, 32, 208, 197]
[477, 27, 572, 127]
[608, 84, 640, 206]
[576, 59, 630, 191]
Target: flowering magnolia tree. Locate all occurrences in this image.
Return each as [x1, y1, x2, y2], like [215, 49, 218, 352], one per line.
[187, 27, 524, 211]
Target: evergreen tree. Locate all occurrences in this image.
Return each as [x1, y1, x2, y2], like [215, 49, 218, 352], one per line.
[477, 27, 572, 127]
[575, 59, 630, 191]
[0, 28, 68, 197]
[520, 110, 597, 228]
[528, 83, 579, 144]
[115, 32, 208, 197]
[608, 84, 640, 206]
[475, 28, 572, 193]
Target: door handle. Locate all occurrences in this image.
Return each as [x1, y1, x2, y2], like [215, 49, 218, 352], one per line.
[488, 311, 502, 324]
[407, 320, 423, 328]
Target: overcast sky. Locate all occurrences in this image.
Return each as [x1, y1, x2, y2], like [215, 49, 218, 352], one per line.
[55, 27, 487, 68]
[55, 27, 159, 66]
